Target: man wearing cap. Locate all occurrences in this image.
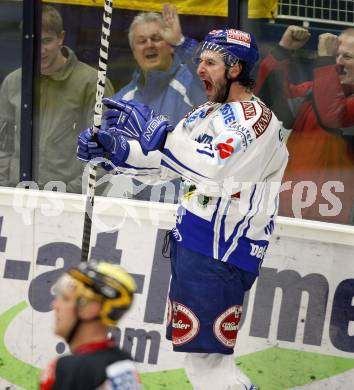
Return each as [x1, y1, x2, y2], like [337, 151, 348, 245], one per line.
[77, 28, 288, 390]
[39, 261, 141, 390]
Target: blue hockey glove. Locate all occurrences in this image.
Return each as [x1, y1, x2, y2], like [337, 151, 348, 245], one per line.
[77, 128, 104, 162]
[102, 97, 155, 139]
[77, 127, 130, 172]
[140, 115, 174, 155]
[102, 97, 174, 155]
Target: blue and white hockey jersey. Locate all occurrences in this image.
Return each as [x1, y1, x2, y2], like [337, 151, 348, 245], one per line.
[121, 98, 289, 274]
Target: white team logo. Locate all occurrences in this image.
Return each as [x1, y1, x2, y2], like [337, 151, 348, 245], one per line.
[172, 302, 200, 346]
[213, 305, 242, 348]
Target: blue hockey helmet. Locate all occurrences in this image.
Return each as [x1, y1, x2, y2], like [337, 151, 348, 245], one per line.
[195, 29, 259, 71]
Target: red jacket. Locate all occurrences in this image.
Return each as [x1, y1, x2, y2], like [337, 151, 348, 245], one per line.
[256, 47, 354, 224]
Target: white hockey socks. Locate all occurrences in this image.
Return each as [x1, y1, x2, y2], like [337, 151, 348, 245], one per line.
[184, 352, 252, 390]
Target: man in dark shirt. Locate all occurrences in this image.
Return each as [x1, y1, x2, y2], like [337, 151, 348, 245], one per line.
[39, 261, 141, 390]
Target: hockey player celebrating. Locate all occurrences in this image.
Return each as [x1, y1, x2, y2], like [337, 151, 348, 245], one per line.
[39, 261, 141, 390]
[77, 28, 288, 390]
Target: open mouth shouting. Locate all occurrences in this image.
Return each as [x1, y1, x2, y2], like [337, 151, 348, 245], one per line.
[201, 78, 216, 97]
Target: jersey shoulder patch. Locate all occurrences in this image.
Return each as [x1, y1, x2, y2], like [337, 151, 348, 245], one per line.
[252, 101, 273, 138]
[240, 101, 257, 120]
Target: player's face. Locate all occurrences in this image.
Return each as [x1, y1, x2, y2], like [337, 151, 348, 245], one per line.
[131, 21, 173, 72]
[41, 30, 65, 75]
[52, 275, 78, 339]
[197, 50, 228, 102]
[336, 33, 354, 84]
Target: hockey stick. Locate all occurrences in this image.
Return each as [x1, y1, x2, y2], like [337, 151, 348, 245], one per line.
[81, 0, 113, 262]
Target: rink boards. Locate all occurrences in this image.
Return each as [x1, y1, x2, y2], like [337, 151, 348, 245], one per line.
[0, 187, 354, 390]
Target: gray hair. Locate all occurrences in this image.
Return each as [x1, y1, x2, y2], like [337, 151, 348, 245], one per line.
[128, 12, 163, 48]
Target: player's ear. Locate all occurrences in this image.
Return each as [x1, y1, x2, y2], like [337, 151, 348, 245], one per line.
[78, 300, 101, 320]
[228, 62, 242, 79]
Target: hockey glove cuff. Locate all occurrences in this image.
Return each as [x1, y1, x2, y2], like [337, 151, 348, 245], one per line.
[140, 115, 174, 155]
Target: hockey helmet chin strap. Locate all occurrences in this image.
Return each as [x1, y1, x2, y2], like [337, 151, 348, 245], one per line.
[221, 71, 233, 103]
[220, 64, 240, 103]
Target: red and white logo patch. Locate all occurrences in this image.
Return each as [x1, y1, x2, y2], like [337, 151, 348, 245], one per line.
[252, 102, 272, 137]
[226, 30, 251, 48]
[241, 101, 256, 120]
[213, 305, 242, 348]
[217, 137, 235, 159]
[172, 302, 200, 346]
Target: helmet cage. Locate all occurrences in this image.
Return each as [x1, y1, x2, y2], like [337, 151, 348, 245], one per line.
[194, 41, 240, 68]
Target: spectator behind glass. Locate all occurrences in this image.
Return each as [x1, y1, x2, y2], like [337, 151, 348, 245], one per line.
[0, 5, 114, 193]
[255, 26, 354, 225]
[105, 4, 206, 203]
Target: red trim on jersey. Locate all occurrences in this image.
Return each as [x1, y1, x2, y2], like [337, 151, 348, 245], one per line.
[40, 358, 58, 390]
[73, 339, 116, 354]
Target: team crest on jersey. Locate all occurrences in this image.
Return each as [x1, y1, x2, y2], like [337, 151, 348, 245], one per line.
[226, 30, 251, 48]
[213, 305, 242, 348]
[172, 302, 200, 346]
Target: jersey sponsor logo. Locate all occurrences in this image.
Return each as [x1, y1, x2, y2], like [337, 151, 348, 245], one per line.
[252, 102, 272, 138]
[184, 105, 214, 127]
[214, 133, 242, 162]
[240, 101, 256, 120]
[250, 243, 268, 260]
[220, 103, 236, 124]
[227, 122, 254, 149]
[201, 107, 214, 118]
[172, 302, 200, 346]
[217, 137, 236, 159]
[184, 101, 213, 118]
[213, 305, 242, 348]
[226, 30, 251, 48]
